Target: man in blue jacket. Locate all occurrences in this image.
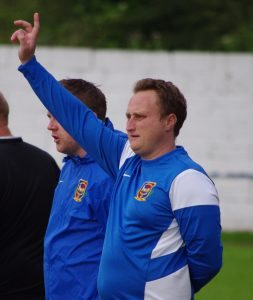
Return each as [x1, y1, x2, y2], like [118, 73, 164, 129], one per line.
[43, 78, 118, 299]
[11, 13, 223, 300]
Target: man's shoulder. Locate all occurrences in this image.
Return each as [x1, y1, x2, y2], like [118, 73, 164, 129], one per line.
[64, 157, 114, 183]
[90, 161, 114, 182]
[22, 141, 56, 159]
[20, 141, 60, 174]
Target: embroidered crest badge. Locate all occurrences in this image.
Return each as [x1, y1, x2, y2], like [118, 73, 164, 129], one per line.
[135, 181, 156, 201]
[74, 179, 88, 202]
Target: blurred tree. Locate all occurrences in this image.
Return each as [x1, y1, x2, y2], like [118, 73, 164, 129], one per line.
[1, 0, 253, 51]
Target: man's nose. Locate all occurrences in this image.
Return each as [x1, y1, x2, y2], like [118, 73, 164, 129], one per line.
[126, 118, 136, 132]
[47, 119, 56, 130]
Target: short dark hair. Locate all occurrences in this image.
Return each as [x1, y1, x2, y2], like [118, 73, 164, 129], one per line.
[133, 78, 187, 137]
[0, 91, 9, 123]
[60, 79, 107, 121]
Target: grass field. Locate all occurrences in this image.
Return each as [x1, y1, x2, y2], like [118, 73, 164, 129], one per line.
[195, 232, 253, 300]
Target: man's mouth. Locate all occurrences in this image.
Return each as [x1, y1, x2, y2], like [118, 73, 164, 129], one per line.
[52, 135, 59, 143]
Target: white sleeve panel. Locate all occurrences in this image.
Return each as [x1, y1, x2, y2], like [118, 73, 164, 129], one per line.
[169, 169, 219, 211]
[151, 219, 184, 259]
[144, 266, 191, 300]
[119, 140, 135, 169]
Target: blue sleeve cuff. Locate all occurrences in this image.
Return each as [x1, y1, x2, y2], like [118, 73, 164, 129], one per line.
[18, 55, 37, 72]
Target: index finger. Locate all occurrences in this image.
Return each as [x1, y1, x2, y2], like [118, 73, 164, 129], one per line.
[33, 12, 40, 35]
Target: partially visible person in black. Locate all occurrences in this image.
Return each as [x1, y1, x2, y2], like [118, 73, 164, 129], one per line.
[0, 91, 60, 300]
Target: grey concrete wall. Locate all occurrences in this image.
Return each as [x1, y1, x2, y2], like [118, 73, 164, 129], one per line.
[1, 45, 252, 231]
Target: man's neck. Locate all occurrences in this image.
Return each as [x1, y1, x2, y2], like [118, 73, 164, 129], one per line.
[0, 126, 12, 137]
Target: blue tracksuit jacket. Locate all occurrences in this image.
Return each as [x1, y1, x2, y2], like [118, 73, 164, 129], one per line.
[44, 153, 114, 299]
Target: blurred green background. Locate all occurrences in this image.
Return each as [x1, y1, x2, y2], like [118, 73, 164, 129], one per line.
[1, 0, 253, 51]
[196, 232, 253, 300]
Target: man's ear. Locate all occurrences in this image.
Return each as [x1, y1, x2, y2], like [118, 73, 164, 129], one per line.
[164, 113, 177, 131]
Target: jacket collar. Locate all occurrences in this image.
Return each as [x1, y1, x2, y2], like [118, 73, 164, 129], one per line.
[63, 153, 95, 164]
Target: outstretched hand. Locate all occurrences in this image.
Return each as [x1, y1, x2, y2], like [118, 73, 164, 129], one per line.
[10, 12, 40, 64]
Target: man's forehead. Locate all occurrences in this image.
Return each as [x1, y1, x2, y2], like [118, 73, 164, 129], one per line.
[127, 90, 159, 111]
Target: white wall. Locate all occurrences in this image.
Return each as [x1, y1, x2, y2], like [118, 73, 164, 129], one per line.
[1, 45, 253, 230]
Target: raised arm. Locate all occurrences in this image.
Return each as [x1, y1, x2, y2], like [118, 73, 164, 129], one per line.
[10, 12, 39, 64]
[11, 13, 128, 178]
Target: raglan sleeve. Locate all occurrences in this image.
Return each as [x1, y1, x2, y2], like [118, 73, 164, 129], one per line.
[18, 56, 127, 178]
[170, 169, 223, 293]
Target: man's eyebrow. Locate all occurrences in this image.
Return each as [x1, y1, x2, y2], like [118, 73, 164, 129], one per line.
[126, 111, 145, 116]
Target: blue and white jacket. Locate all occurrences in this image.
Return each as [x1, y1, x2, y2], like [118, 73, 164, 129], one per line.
[19, 57, 222, 300]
